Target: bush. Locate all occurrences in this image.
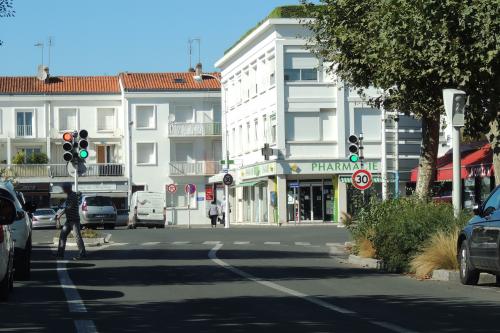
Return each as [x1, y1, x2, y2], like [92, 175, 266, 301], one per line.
[348, 197, 470, 272]
[12, 151, 26, 165]
[11, 151, 48, 165]
[410, 228, 460, 278]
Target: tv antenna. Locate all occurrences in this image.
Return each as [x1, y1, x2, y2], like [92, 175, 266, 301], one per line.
[34, 42, 44, 66]
[188, 38, 201, 70]
[47, 36, 54, 68]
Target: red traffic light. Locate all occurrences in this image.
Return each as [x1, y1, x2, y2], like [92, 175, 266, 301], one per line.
[63, 132, 73, 142]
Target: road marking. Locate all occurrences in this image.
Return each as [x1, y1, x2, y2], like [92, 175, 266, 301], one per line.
[234, 241, 250, 245]
[57, 260, 87, 313]
[110, 242, 129, 246]
[74, 320, 98, 333]
[264, 241, 281, 245]
[295, 242, 311, 246]
[141, 242, 161, 246]
[203, 241, 221, 245]
[209, 244, 417, 333]
[172, 241, 190, 245]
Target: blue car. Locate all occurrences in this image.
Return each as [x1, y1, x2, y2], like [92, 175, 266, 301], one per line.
[458, 185, 500, 285]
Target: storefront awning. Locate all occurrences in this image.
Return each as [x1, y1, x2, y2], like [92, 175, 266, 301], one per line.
[410, 143, 494, 182]
[236, 181, 264, 187]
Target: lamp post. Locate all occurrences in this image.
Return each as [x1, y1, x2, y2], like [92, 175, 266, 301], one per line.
[194, 66, 231, 229]
[443, 89, 467, 218]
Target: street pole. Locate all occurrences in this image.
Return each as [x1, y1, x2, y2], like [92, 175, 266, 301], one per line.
[394, 114, 400, 198]
[188, 193, 191, 229]
[452, 126, 461, 218]
[381, 108, 388, 200]
[74, 164, 78, 193]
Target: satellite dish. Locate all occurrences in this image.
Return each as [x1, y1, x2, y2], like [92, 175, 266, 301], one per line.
[36, 65, 48, 81]
[168, 114, 176, 122]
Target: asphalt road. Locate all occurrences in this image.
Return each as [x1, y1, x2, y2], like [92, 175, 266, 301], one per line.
[2, 226, 500, 333]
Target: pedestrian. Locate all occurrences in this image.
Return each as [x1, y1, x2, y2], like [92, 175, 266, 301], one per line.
[220, 197, 228, 226]
[208, 200, 219, 228]
[56, 183, 87, 260]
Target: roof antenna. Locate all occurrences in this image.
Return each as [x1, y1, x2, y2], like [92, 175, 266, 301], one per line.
[47, 36, 54, 69]
[188, 38, 201, 72]
[34, 41, 44, 66]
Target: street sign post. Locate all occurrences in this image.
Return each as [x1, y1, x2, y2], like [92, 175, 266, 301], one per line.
[352, 169, 373, 191]
[184, 184, 196, 229]
[166, 184, 177, 226]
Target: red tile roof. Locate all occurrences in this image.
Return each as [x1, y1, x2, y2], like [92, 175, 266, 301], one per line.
[0, 76, 120, 95]
[120, 72, 221, 92]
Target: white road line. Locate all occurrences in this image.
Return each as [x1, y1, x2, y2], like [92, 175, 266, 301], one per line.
[110, 242, 129, 246]
[295, 242, 311, 246]
[74, 320, 98, 333]
[141, 242, 161, 246]
[264, 241, 281, 245]
[209, 244, 418, 333]
[234, 241, 250, 245]
[203, 241, 221, 245]
[172, 241, 190, 245]
[57, 260, 87, 313]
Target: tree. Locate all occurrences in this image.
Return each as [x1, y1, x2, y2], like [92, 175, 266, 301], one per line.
[303, 0, 500, 196]
[0, 0, 14, 46]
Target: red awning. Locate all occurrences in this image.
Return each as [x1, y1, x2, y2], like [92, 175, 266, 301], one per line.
[410, 144, 494, 182]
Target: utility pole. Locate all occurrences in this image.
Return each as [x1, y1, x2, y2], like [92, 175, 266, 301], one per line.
[381, 107, 388, 200]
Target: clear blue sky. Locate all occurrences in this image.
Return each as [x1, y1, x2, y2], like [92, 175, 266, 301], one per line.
[0, 0, 301, 76]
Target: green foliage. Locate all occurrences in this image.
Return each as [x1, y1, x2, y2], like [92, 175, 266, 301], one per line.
[0, 0, 15, 46]
[348, 198, 471, 272]
[225, 5, 313, 54]
[12, 151, 49, 165]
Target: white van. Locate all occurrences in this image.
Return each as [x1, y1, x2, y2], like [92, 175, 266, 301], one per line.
[128, 191, 166, 229]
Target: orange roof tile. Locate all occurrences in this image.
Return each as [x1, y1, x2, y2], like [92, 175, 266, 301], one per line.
[0, 76, 120, 95]
[120, 72, 221, 92]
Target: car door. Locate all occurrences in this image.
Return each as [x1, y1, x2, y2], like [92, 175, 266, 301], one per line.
[470, 188, 500, 270]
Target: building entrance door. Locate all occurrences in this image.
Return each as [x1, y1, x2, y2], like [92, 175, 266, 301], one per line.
[298, 184, 324, 221]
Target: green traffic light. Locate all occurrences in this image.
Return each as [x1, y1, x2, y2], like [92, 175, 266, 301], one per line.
[349, 154, 359, 163]
[79, 149, 89, 159]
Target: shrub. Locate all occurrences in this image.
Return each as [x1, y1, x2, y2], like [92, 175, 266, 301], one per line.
[358, 237, 376, 258]
[12, 151, 26, 164]
[11, 151, 48, 165]
[348, 197, 470, 272]
[410, 228, 460, 278]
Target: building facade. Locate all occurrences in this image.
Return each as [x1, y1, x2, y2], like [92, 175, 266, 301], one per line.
[214, 17, 422, 224]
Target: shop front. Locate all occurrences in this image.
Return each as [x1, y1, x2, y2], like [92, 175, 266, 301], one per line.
[16, 182, 50, 208]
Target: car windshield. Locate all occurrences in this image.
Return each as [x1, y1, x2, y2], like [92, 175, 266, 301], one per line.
[85, 196, 113, 207]
[35, 209, 55, 215]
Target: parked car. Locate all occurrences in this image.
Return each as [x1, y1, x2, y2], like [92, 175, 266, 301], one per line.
[80, 195, 117, 230]
[458, 185, 500, 285]
[0, 182, 33, 281]
[128, 191, 166, 229]
[0, 192, 17, 301]
[32, 208, 58, 229]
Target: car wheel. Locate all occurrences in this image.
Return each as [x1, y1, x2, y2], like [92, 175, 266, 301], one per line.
[459, 242, 479, 285]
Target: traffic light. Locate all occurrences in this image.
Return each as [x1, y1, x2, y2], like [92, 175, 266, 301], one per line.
[63, 132, 75, 162]
[78, 130, 89, 160]
[61, 130, 89, 163]
[348, 135, 360, 163]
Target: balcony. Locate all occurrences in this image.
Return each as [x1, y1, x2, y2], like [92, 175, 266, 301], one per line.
[16, 125, 33, 137]
[169, 122, 221, 137]
[0, 163, 125, 178]
[169, 161, 221, 176]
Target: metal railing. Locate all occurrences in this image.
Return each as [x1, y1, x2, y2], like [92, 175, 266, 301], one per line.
[0, 163, 125, 178]
[169, 161, 221, 176]
[169, 122, 222, 137]
[16, 125, 33, 137]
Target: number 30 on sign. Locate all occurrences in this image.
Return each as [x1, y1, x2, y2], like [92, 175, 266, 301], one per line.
[352, 169, 373, 191]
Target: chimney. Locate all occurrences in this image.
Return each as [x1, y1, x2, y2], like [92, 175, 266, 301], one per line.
[195, 63, 203, 78]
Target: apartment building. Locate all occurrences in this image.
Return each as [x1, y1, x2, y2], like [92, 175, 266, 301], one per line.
[214, 12, 422, 225]
[0, 74, 128, 209]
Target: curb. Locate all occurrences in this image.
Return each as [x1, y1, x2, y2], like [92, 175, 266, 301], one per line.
[348, 255, 383, 269]
[53, 233, 112, 248]
[432, 269, 497, 284]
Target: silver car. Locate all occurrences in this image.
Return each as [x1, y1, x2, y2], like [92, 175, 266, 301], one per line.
[80, 196, 117, 230]
[32, 208, 58, 229]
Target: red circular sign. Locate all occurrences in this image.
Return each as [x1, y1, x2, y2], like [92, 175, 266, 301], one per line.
[352, 169, 373, 191]
[185, 184, 196, 195]
[167, 184, 177, 193]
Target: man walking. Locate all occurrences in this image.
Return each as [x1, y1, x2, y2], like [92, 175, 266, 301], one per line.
[56, 183, 86, 260]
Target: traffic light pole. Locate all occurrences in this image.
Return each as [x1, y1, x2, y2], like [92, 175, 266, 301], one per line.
[74, 163, 79, 193]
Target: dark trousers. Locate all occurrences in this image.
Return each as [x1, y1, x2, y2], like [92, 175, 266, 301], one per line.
[221, 213, 226, 225]
[58, 220, 87, 257]
[210, 215, 218, 227]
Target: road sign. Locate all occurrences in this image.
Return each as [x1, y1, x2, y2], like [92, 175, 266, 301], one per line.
[167, 184, 177, 193]
[223, 174, 233, 186]
[352, 169, 373, 191]
[185, 184, 196, 195]
[220, 159, 235, 165]
[289, 182, 300, 189]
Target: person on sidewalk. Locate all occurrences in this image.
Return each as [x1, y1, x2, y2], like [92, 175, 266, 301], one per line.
[208, 200, 219, 228]
[56, 183, 87, 260]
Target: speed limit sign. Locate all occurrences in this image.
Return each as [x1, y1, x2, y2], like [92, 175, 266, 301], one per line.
[352, 169, 373, 191]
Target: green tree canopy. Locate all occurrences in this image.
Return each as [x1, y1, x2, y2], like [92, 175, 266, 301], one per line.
[0, 0, 14, 46]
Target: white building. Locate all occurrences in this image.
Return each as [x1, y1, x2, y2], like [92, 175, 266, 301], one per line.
[0, 74, 128, 209]
[214, 13, 422, 224]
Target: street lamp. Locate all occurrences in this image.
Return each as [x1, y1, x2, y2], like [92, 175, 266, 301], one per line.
[194, 66, 231, 229]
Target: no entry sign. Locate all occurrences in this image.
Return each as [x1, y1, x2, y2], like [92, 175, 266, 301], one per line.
[352, 169, 373, 191]
[167, 184, 177, 193]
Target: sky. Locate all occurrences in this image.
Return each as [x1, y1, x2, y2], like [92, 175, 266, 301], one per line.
[0, 0, 301, 76]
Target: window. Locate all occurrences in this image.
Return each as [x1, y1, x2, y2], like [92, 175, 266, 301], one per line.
[97, 108, 115, 132]
[231, 128, 236, 154]
[58, 108, 77, 131]
[484, 189, 500, 213]
[0, 109, 3, 134]
[238, 125, 243, 153]
[174, 105, 193, 123]
[244, 70, 250, 100]
[136, 105, 156, 129]
[263, 116, 268, 142]
[354, 108, 382, 140]
[270, 114, 277, 144]
[136, 143, 156, 165]
[175, 143, 194, 162]
[18, 148, 41, 163]
[251, 65, 257, 96]
[254, 119, 259, 144]
[268, 56, 276, 86]
[320, 109, 336, 141]
[286, 113, 320, 141]
[284, 53, 319, 82]
[16, 110, 33, 137]
[246, 122, 251, 145]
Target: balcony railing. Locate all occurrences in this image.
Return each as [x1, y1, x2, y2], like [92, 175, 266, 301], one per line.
[0, 163, 125, 178]
[16, 125, 33, 137]
[169, 161, 221, 176]
[169, 122, 222, 137]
